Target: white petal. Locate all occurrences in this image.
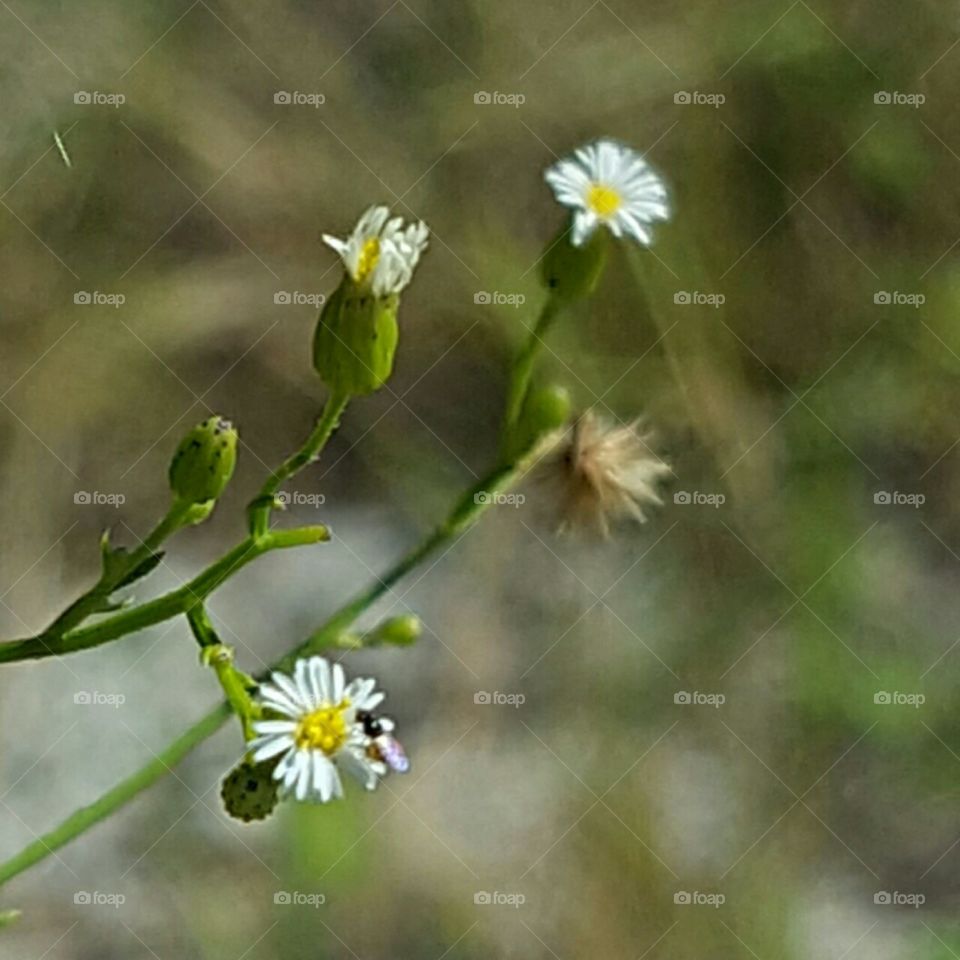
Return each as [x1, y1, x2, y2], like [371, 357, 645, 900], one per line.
[314, 657, 332, 703]
[251, 720, 297, 735]
[345, 677, 375, 706]
[570, 211, 597, 247]
[271, 671, 309, 711]
[313, 753, 336, 802]
[331, 662, 345, 702]
[295, 755, 311, 801]
[251, 734, 295, 763]
[257, 684, 302, 718]
[360, 690, 385, 711]
[294, 659, 315, 709]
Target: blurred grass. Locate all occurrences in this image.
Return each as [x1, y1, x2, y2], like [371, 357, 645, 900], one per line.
[2, 0, 960, 957]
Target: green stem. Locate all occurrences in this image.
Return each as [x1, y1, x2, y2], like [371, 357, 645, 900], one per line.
[500, 297, 563, 454]
[188, 606, 258, 740]
[0, 440, 554, 890]
[41, 499, 193, 640]
[248, 392, 349, 538]
[0, 704, 231, 888]
[0, 526, 330, 664]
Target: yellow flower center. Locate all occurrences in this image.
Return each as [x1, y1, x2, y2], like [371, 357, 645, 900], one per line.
[586, 183, 622, 218]
[295, 701, 350, 755]
[355, 237, 380, 284]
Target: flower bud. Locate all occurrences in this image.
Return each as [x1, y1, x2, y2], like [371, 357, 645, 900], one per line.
[368, 614, 422, 647]
[540, 221, 608, 303]
[168, 416, 237, 510]
[312, 279, 399, 397]
[508, 384, 572, 461]
[221, 758, 281, 823]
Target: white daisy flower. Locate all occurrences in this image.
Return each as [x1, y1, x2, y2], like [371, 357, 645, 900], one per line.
[544, 139, 670, 247]
[323, 205, 429, 297]
[249, 656, 403, 803]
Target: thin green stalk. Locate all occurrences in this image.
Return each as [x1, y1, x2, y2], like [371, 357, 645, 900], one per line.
[41, 499, 193, 640]
[0, 704, 232, 887]
[500, 297, 563, 447]
[0, 526, 330, 664]
[0, 438, 555, 890]
[248, 392, 349, 538]
[188, 606, 258, 739]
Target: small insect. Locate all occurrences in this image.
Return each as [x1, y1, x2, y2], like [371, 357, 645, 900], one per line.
[358, 709, 410, 774]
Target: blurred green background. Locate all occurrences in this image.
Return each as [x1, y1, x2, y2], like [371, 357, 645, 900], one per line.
[2, 0, 960, 956]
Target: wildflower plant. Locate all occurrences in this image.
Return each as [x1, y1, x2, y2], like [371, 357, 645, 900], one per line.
[0, 138, 672, 901]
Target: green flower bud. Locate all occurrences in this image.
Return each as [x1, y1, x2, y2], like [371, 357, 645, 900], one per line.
[221, 758, 280, 823]
[368, 613, 422, 647]
[168, 416, 238, 510]
[541, 221, 608, 303]
[313, 279, 399, 397]
[511, 384, 572, 458]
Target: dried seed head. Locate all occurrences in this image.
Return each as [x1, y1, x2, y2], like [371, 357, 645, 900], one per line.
[552, 410, 671, 536]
